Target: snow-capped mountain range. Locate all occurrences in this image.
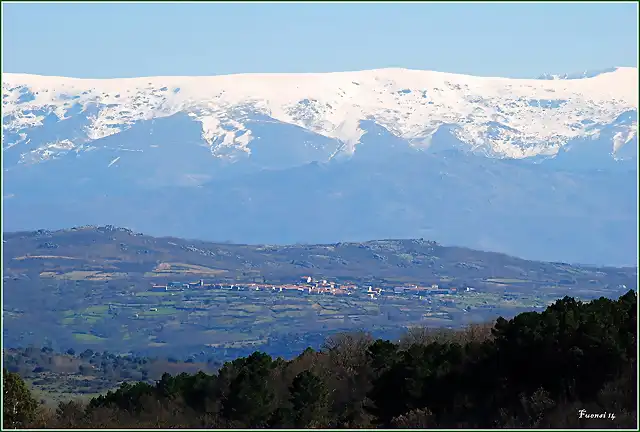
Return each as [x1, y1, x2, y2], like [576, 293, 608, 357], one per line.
[3, 67, 637, 166]
[2, 67, 638, 266]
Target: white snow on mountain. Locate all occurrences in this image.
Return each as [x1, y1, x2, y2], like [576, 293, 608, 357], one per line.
[3, 67, 637, 165]
[535, 67, 620, 80]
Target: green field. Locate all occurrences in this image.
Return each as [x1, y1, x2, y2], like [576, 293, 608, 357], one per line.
[484, 278, 531, 283]
[135, 291, 173, 297]
[73, 333, 107, 342]
[138, 306, 176, 317]
[85, 305, 110, 314]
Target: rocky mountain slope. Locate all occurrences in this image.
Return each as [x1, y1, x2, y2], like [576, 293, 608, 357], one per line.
[3, 67, 637, 165]
[2, 67, 637, 266]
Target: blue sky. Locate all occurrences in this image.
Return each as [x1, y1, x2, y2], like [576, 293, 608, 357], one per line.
[2, 2, 637, 78]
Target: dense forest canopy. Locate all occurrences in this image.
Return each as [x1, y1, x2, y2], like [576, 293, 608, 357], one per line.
[3, 290, 637, 429]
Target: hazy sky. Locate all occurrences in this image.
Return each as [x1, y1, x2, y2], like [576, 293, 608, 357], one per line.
[2, 2, 638, 78]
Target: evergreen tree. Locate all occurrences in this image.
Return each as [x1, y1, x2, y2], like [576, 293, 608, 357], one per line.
[289, 371, 330, 428]
[222, 352, 275, 427]
[3, 368, 39, 429]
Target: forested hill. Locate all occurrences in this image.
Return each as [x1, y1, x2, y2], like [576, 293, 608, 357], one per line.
[4, 290, 637, 429]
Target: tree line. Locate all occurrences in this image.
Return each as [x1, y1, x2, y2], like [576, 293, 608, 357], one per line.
[4, 290, 637, 429]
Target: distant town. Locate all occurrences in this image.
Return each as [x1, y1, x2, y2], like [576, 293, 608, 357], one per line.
[149, 276, 467, 300]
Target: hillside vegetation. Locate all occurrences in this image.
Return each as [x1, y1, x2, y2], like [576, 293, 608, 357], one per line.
[3, 227, 635, 361]
[4, 290, 636, 429]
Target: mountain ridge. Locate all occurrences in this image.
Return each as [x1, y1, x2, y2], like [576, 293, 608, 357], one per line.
[3, 66, 637, 165]
[2, 67, 637, 266]
[5, 65, 632, 81]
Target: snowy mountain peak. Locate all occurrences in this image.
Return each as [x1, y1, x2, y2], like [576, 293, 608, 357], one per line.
[3, 68, 637, 267]
[535, 66, 621, 80]
[2, 67, 638, 165]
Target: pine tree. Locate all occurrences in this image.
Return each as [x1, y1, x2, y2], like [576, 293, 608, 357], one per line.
[3, 369, 39, 429]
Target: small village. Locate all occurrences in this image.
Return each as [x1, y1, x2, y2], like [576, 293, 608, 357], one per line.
[149, 276, 465, 300]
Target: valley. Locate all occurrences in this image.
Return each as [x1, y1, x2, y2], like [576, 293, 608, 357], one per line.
[3, 226, 635, 363]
